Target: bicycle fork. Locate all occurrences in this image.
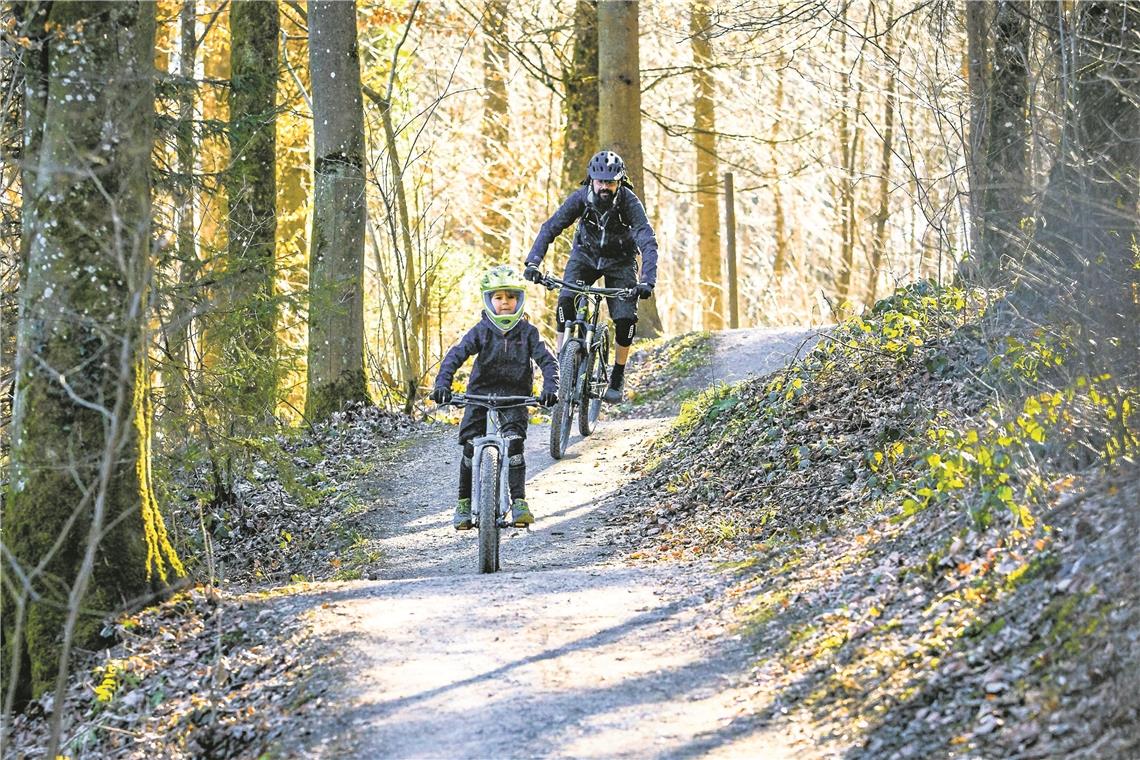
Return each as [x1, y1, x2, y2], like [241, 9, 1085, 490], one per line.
[470, 437, 507, 527]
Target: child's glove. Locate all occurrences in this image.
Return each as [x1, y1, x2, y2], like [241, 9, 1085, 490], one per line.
[635, 282, 654, 300]
[523, 263, 542, 283]
[539, 390, 558, 407]
[429, 387, 452, 405]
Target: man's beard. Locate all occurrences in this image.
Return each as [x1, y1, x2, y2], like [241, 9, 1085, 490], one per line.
[596, 189, 615, 208]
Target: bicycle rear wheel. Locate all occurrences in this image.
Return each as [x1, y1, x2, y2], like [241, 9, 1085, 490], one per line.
[477, 449, 500, 574]
[549, 341, 581, 460]
[579, 325, 610, 437]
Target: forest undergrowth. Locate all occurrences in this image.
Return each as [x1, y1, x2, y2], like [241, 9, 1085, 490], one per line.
[4, 407, 419, 758]
[608, 280, 1139, 758]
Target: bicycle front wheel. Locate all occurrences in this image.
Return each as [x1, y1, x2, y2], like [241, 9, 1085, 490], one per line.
[579, 325, 610, 437]
[549, 341, 581, 460]
[477, 449, 500, 574]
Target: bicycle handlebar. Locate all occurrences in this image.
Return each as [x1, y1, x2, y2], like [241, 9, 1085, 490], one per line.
[537, 273, 636, 300]
[446, 392, 541, 409]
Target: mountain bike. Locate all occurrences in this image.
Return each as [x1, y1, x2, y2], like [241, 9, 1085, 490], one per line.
[537, 273, 636, 459]
[444, 393, 540, 574]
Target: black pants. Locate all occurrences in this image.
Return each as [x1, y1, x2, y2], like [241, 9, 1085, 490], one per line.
[458, 406, 528, 501]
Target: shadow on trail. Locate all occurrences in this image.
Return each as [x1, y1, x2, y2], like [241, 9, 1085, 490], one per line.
[294, 572, 763, 758]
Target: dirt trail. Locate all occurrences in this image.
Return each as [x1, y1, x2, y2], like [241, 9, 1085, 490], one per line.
[297, 330, 823, 758]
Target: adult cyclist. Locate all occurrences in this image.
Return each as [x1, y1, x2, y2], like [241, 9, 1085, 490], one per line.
[522, 150, 659, 403]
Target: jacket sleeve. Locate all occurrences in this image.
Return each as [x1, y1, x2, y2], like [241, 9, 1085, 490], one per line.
[622, 190, 659, 287]
[433, 324, 482, 390]
[530, 329, 559, 395]
[525, 189, 586, 268]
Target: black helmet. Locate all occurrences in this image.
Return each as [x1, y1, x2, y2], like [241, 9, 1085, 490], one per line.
[587, 150, 626, 181]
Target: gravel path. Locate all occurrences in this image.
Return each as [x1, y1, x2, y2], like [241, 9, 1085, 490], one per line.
[296, 333, 824, 758]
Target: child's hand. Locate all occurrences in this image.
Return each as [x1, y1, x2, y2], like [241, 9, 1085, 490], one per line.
[429, 387, 452, 404]
[540, 390, 558, 407]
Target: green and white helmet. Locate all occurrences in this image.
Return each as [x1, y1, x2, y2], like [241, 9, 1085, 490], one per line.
[480, 265, 526, 332]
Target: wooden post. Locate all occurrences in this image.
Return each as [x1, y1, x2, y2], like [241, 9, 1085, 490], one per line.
[724, 172, 739, 328]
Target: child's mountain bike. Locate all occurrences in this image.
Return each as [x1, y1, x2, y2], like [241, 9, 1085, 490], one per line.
[537, 273, 636, 459]
[443, 393, 540, 574]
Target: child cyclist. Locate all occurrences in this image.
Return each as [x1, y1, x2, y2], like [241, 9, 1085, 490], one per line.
[429, 266, 559, 530]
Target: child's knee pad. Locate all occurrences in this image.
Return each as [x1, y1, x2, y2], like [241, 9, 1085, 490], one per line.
[508, 438, 525, 466]
[556, 296, 576, 331]
[614, 318, 636, 347]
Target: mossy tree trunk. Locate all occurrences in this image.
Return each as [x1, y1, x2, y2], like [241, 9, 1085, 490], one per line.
[223, 0, 279, 427]
[306, 0, 370, 421]
[598, 0, 663, 337]
[3, 0, 155, 711]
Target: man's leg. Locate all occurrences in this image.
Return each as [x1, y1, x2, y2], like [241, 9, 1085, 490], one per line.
[603, 261, 640, 403]
[556, 256, 603, 354]
[604, 318, 636, 402]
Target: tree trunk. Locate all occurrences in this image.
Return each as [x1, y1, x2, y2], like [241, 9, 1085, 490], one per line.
[965, 0, 1031, 284]
[598, 0, 663, 336]
[835, 12, 857, 312]
[1034, 1, 1140, 331]
[770, 56, 790, 281]
[691, 1, 723, 330]
[3, 0, 155, 711]
[868, 17, 896, 305]
[480, 0, 510, 263]
[965, 0, 991, 271]
[224, 0, 279, 425]
[306, 0, 370, 421]
[561, 0, 599, 195]
[557, 0, 598, 276]
[164, 0, 199, 420]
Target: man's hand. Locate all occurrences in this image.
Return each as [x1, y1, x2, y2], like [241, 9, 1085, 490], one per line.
[429, 387, 452, 405]
[539, 390, 558, 407]
[523, 264, 542, 283]
[635, 282, 654, 300]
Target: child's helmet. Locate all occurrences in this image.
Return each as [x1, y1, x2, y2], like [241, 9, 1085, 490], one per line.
[587, 150, 626, 181]
[480, 265, 526, 333]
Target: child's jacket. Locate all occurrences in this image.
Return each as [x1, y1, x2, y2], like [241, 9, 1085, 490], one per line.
[433, 313, 558, 398]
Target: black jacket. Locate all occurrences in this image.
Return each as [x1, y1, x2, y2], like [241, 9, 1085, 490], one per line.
[525, 185, 659, 286]
[433, 314, 558, 397]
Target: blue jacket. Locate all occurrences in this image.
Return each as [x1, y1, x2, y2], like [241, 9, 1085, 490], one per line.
[525, 185, 659, 286]
[433, 314, 558, 397]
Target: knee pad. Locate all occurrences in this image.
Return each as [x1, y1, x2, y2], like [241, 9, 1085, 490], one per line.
[508, 438, 525, 466]
[556, 296, 576, 332]
[462, 442, 474, 467]
[614, 318, 636, 347]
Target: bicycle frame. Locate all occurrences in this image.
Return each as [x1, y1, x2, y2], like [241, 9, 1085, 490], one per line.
[537, 274, 634, 457]
[542, 274, 634, 352]
[446, 393, 538, 573]
[469, 407, 513, 528]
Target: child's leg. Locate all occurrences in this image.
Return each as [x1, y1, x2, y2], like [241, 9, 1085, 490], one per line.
[507, 437, 526, 500]
[456, 406, 485, 500]
[458, 441, 474, 499]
